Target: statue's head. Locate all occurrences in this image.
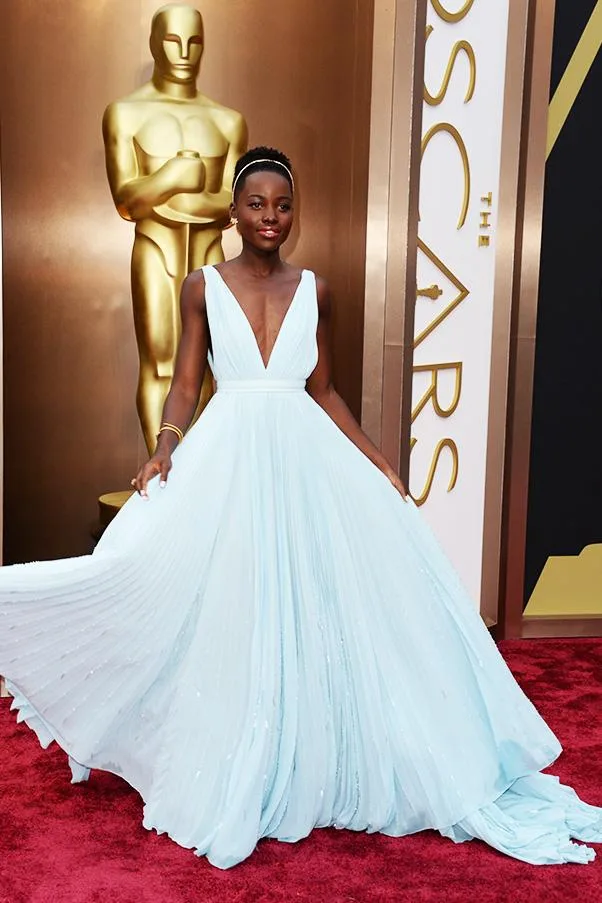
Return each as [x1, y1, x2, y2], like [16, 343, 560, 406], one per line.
[150, 4, 204, 83]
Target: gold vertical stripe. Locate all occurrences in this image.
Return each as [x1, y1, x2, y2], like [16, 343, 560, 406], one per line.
[546, 0, 602, 158]
[361, 0, 396, 447]
[501, 0, 557, 638]
[362, 0, 427, 480]
[478, 0, 532, 628]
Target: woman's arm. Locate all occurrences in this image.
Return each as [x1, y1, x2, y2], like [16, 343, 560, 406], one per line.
[133, 270, 209, 497]
[306, 277, 407, 499]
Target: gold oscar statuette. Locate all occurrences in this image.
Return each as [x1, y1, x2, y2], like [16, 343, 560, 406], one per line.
[103, 3, 248, 453]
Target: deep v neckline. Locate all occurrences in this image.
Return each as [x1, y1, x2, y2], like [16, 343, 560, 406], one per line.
[212, 267, 305, 372]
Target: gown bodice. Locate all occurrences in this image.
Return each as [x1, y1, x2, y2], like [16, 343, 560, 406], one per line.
[202, 265, 319, 385]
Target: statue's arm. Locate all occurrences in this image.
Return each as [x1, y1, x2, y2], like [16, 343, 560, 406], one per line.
[102, 104, 202, 221]
[183, 110, 247, 222]
[221, 112, 249, 193]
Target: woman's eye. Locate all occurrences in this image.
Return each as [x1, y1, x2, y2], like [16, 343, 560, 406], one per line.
[279, 204, 291, 212]
[249, 202, 262, 209]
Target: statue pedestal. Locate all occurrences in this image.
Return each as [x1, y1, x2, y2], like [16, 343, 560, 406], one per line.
[93, 490, 135, 543]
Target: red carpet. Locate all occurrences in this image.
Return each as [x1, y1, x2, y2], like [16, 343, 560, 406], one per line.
[1, 639, 601, 903]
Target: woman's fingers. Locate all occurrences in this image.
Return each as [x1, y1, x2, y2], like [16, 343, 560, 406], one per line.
[131, 458, 172, 498]
[142, 462, 161, 498]
[387, 471, 408, 501]
[137, 468, 150, 499]
[159, 458, 171, 488]
[396, 482, 409, 501]
[131, 464, 156, 498]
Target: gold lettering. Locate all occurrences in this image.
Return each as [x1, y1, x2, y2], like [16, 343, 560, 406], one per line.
[414, 238, 469, 349]
[417, 283, 443, 300]
[478, 235, 490, 247]
[480, 191, 492, 206]
[421, 123, 470, 229]
[411, 362, 463, 422]
[480, 211, 491, 227]
[410, 437, 459, 506]
[430, 0, 476, 23]
[424, 27, 476, 106]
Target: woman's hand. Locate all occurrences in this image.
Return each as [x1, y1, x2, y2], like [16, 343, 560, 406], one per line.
[381, 464, 408, 501]
[131, 452, 172, 499]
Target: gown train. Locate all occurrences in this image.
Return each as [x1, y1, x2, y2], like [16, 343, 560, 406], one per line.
[1, 266, 600, 868]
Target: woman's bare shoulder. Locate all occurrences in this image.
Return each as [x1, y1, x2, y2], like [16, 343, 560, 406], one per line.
[311, 272, 331, 315]
[180, 268, 207, 315]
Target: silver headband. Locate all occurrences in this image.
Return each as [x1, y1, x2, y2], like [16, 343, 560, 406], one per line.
[232, 159, 294, 196]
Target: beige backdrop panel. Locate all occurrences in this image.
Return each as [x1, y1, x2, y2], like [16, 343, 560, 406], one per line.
[0, 0, 373, 563]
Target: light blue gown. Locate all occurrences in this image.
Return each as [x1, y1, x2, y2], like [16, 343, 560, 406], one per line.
[1, 266, 601, 869]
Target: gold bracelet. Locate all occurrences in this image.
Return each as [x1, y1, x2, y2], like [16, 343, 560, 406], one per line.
[157, 423, 184, 443]
[162, 421, 185, 441]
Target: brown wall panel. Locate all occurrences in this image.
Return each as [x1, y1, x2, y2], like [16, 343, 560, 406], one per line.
[0, 0, 373, 563]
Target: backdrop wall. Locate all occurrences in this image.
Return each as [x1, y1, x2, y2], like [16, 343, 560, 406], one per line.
[525, 0, 602, 600]
[0, 0, 373, 563]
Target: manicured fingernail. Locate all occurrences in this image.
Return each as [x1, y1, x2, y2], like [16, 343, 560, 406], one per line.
[160, 481, 166, 488]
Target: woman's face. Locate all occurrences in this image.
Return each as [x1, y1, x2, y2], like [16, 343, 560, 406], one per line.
[232, 171, 294, 253]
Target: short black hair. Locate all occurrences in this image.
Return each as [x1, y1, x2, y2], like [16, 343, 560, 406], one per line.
[232, 146, 293, 199]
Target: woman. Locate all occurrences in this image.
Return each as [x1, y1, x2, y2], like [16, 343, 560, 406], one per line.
[1, 147, 600, 869]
